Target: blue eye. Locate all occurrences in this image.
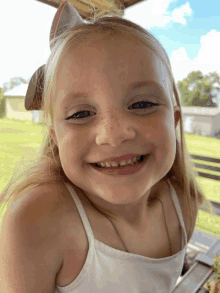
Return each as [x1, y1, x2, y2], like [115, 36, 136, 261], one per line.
[65, 101, 158, 120]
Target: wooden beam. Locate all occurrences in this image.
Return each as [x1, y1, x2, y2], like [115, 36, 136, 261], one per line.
[35, 0, 146, 18]
[36, 0, 59, 9]
[37, 0, 123, 18]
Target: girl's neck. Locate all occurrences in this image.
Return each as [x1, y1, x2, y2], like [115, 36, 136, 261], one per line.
[72, 179, 168, 229]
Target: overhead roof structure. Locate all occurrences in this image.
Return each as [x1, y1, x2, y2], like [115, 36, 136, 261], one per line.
[36, 0, 145, 18]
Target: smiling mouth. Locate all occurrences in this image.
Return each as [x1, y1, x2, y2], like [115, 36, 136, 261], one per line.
[89, 154, 150, 176]
[90, 154, 147, 169]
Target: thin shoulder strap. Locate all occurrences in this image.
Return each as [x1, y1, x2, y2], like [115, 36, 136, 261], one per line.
[167, 179, 188, 248]
[63, 182, 95, 245]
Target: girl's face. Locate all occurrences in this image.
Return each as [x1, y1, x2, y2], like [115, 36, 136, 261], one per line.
[49, 35, 180, 206]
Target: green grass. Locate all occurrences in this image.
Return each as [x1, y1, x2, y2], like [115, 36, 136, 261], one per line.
[183, 133, 220, 237]
[0, 118, 220, 237]
[0, 118, 44, 192]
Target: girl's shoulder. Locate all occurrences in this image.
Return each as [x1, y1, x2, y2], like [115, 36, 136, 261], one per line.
[1, 182, 70, 292]
[9, 182, 69, 212]
[5, 181, 78, 237]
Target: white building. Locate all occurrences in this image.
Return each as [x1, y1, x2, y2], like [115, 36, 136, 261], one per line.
[3, 84, 44, 123]
[182, 106, 220, 138]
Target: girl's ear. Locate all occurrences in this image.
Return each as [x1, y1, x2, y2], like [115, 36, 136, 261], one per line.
[174, 106, 181, 129]
[49, 125, 58, 147]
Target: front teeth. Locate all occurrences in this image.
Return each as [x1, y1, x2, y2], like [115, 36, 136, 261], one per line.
[97, 156, 141, 168]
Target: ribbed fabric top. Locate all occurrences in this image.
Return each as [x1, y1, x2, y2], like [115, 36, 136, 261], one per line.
[55, 179, 187, 293]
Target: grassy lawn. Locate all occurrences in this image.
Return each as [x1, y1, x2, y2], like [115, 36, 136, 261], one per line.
[182, 133, 220, 237]
[0, 117, 220, 237]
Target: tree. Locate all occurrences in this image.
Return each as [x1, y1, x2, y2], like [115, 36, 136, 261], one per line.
[2, 76, 29, 95]
[177, 71, 220, 108]
[0, 88, 5, 118]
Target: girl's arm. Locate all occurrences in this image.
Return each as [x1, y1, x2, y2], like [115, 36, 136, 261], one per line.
[0, 185, 64, 293]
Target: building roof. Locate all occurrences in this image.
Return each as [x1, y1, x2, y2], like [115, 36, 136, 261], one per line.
[4, 84, 28, 97]
[181, 106, 220, 117]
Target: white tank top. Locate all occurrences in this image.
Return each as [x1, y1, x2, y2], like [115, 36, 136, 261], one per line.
[55, 179, 187, 293]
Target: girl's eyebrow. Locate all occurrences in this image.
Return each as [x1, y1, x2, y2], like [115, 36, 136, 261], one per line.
[128, 81, 164, 92]
[61, 80, 165, 107]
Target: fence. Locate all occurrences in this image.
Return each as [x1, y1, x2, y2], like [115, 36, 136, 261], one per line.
[174, 155, 220, 292]
[174, 239, 220, 293]
[190, 154, 220, 216]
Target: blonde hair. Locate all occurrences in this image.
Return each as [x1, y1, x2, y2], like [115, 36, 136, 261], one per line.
[0, 14, 215, 240]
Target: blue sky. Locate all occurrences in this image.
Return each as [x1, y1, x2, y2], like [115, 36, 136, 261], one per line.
[1, 0, 220, 102]
[151, 0, 220, 60]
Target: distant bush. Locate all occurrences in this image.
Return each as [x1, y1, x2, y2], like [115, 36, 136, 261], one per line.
[0, 96, 6, 118]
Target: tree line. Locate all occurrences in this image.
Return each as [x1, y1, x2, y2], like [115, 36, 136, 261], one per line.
[177, 71, 220, 108]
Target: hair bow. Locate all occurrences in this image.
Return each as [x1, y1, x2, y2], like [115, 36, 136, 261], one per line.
[25, 1, 84, 111]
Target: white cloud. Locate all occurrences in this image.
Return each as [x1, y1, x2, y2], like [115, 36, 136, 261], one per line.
[170, 30, 220, 83]
[171, 2, 192, 25]
[124, 0, 192, 29]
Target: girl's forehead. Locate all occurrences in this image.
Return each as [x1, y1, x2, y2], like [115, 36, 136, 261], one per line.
[55, 37, 174, 106]
[59, 39, 170, 86]
[64, 38, 157, 68]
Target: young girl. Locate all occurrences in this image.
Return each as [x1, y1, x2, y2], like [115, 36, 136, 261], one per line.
[0, 1, 215, 292]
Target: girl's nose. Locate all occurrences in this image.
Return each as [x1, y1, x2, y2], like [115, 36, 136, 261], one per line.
[95, 113, 136, 147]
